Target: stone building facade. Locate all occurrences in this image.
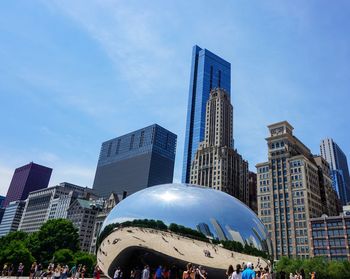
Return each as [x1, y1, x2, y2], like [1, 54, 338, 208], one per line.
[257, 121, 335, 259]
[190, 88, 249, 204]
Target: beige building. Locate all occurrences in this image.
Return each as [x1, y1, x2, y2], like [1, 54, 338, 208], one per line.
[190, 88, 249, 204]
[256, 121, 340, 259]
[89, 192, 121, 253]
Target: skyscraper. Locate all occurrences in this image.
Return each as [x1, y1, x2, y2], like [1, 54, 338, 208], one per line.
[3, 162, 52, 207]
[19, 182, 95, 233]
[190, 88, 249, 204]
[256, 121, 339, 259]
[93, 124, 177, 198]
[0, 200, 25, 237]
[320, 138, 350, 205]
[182, 45, 231, 183]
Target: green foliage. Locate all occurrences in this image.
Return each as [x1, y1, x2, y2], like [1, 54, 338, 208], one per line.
[34, 219, 80, 264]
[0, 240, 34, 274]
[275, 257, 350, 279]
[0, 219, 82, 274]
[74, 251, 96, 276]
[53, 249, 74, 266]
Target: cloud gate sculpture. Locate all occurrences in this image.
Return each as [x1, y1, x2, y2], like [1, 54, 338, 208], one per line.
[97, 183, 272, 278]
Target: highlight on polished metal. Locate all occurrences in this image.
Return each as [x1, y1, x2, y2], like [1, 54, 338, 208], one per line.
[97, 183, 273, 278]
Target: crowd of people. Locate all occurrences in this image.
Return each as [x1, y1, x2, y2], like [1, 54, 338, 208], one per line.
[0, 262, 101, 279]
[1, 262, 318, 279]
[226, 262, 272, 279]
[112, 263, 208, 279]
[1, 263, 24, 279]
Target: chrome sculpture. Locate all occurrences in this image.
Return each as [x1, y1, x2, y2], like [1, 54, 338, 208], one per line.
[97, 183, 272, 278]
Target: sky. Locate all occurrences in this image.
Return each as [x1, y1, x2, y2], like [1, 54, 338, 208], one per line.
[0, 0, 350, 196]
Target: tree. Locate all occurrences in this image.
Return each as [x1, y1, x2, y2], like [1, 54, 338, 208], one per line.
[0, 240, 34, 274]
[34, 219, 80, 264]
[74, 252, 96, 277]
[53, 249, 74, 266]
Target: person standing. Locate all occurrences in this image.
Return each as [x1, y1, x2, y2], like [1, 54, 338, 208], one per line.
[76, 265, 82, 279]
[81, 266, 86, 279]
[93, 266, 100, 279]
[53, 265, 61, 279]
[141, 266, 150, 279]
[226, 265, 234, 279]
[61, 266, 69, 279]
[8, 264, 14, 277]
[16, 263, 24, 279]
[69, 265, 76, 279]
[29, 263, 37, 279]
[232, 264, 242, 279]
[155, 266, 163, 279]
[241, 263, 255, 279]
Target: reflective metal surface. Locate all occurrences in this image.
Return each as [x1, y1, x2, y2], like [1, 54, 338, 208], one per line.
[101, 183, 272, 254]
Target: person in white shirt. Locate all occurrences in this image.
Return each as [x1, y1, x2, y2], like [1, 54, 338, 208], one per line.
[232, 264, 242, 279]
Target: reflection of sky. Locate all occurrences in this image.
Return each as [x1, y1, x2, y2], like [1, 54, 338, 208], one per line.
[101, 184, 270, 253]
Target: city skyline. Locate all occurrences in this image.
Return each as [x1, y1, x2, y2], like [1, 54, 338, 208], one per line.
[1, 1, 350, 195]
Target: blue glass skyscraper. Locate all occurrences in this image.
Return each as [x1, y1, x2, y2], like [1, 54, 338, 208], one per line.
[182, 45, 231, 183]
[320, 138, 350, 205]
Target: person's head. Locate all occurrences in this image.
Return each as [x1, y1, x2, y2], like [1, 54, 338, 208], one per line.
[186, 263, 193, 272]
[247, 262, 252, 269]
[227, 265, 234, 275]
[236, 264, 241, 274]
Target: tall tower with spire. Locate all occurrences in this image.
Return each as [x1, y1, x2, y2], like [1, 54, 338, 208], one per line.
[190, 88, 249, 204]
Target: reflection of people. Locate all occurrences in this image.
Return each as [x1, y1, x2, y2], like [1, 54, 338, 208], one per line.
[142, 265, 149, 279]
[155, 266, 163, 279]
[182, 263, 194, 279]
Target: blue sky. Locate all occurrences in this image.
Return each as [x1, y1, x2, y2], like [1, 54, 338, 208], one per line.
[1, 0, 350, 195]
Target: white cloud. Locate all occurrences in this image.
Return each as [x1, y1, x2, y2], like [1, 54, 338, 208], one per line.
[0, 164, 13, 196]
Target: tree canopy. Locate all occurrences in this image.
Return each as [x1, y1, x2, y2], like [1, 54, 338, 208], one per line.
[275, 256, 350, 279]
[0, 219, 94, 275]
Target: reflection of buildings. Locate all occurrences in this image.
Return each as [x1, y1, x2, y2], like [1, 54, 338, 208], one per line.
[247, 235, 259, 249]
[93, 124, 177, 198]
[197, 223, 213, 238]
[210, 218, 227, 240]
[182, 45, 231, 184]
[197, 222, 213, 238]
[225, 225, 244, 245]
[190, 88, 249, 205]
